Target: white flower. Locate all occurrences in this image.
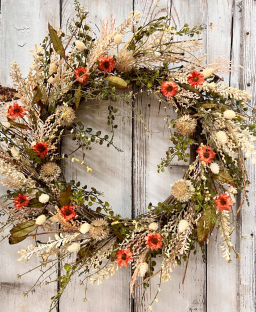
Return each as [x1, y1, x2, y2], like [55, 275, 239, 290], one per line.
[31, 141, 37, 147]
[210, 163, 220, 174]
[148, 222, 158, 231]
[67, 242, 80, 253]
[80, 222, 90, 234]
[216, 131, 228, 144]
[1, 121, 10, 128]
[75, 40, 86, 51]
[10, 147, 20, 159]
[202, 68, 215, 78]
[36, 215, 47, 225]
[139, 262, 149, 277]
[178, 220, 189, 233]
[223, 110, 236, 119]
[228, 186, 237, 195]
[114, 34, 123, 45]
[39, 194, 49, 203]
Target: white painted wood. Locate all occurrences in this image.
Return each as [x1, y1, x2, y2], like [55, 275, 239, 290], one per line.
[236, 1, 256, 311]
[0, 1, 60, 311]
[60, 1, 133, 311]
[0, 0, 60, 86]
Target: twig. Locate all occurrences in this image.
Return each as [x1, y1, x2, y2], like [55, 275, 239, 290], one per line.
[134, 268, 162, 289]
[234, 153, 246, 217]
[64, 26, 79, 51]
[182, 250, 190, 284]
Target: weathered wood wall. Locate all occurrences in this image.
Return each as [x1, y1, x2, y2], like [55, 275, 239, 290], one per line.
[0, 1, 255, 311]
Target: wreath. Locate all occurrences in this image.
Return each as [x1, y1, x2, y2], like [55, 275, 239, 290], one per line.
[0, 2, 254, 311]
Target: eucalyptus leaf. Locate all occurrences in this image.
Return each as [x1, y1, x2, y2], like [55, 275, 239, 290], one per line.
[106, 76, 128, 89]
[48, 23, 65, 58]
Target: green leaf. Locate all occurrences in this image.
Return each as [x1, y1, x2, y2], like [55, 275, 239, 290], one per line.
[9, 221, 38, 244]
[197, 207, 215, 243]
[48, 23, 65, 58]
[180, 83, 201, 95]
[28, 198, 45, 208]
[211, 171, 236, 187]
[7, 118, 30, 130]
[60, 185, 72, 207]
[105, 76, 128, 89]
[201, 103, 217, 109]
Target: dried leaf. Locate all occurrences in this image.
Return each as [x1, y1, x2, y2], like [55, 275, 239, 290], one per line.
[211, 171, 236, 187]
[48, 23, 65, 58]
[180, 83, 201, 95]
[201, 103, 217, 109]
[106, 76, 128, 89]
[33, 86, 43, 104]
[75, 84, 82, 109]
[28, 198, 45, 208]
[9, 221, 38, 244]
[7, 118, 30, 130]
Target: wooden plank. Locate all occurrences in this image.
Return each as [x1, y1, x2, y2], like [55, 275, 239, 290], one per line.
[0, 0, 60, 86]
[0, 1, 60, 311]
[203, 2, 239, 312]
[60, 1, 133, 311]
[132, 1, 206, 311]
[235, 1, 256, 311]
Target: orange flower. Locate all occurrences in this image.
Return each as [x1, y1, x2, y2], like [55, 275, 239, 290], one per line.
[8, 102, 26, 120]
[161, 81, 178, 98]
[116, 248, 134, 268]
[32, 142, 50, 158]
[74, 67, 89, 84]
[13, 194, 30, 209]
[146, 233, 162, 251]
[196, 145, 216, 164]
[215, 193, 234, 212]
[99, 55, 115, 72]
[187, 70, 205, 88]
[60, 205, 77, 221]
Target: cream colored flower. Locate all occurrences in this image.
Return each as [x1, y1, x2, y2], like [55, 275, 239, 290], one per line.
[80, 222, 90, 234]
[10, 147, 20, 159]
[171, 179, 194, 202]
[202, 68, 215, 78]
[49, 63, 57, 75]
[89, 219, 109, 241]
[175, 115, 197, 136]
[148, 222, 158, 231]
[75, 40, 86, 51]
[114, 34, 123, 45]
[67, 242, 80, 253]
[210, 163, 220, 174]
[31, 141, 37, 147]
[39, 194, 50, 203]
[139, 262, 149, 277]
[216, 131, 228, 144]
[40, 162, 61, 182]
[178, 220, 189, 233]
[223, 110, 236, 119]
[36, 215, 47, 225]
[48, 76, 58, 84]
[56, 105, 76, 126]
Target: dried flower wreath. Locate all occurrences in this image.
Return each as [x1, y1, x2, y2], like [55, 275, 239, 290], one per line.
[0, 2, 254, 311]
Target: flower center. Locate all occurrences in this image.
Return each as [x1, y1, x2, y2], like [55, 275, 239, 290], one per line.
[78, 71, 85, 77]
[220, 199, 226, 205]
[166, 86, 173, 92]
[104, 61, 110, 69]
[193, 76, 199, 82]
[121, 253, 127, 260]
[20, 198, 25, 204]
[64, 209, 72, 216]
[203, 152, 210, 158]
[151, 238, 158, 245]
[38, 145, 46, 152]
[14, 108, 21, 113]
